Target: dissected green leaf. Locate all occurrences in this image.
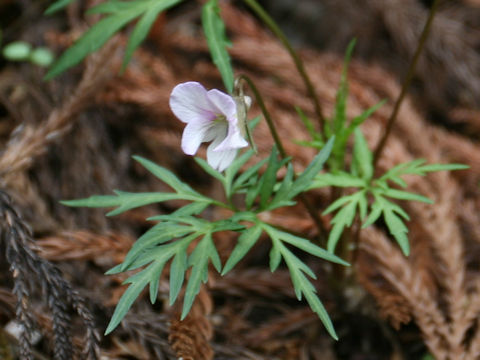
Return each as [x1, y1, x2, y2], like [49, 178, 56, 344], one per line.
[87, 0, 137, 14]
[291, 136, 334, 196]
[105, 254, 173, 334]
[222, 224, 262, 275]
[353, 128, 373, 180]
[269, 244, 282, 272]
[170, 202, 210, 216]
[45, 0, 75, 15]
[259, 146, 281, 208]
[323, 192, 357, 215]
[224, 149, 255, 198]
[232, 157, 268, 194]
[121, 224, 194, 270]
[108, 191, 189, 216]
[322, 191, 366, 253]
[416, 163, 469, 173]
[362, 201, 383, 228]
[46, 0, 181, 79]
[46, 4, 143, 79]
[263, 225, 349, 266]
[61, 194, 122, 209]
[382, 188, 433, 204]
[332, 39, 355, 135]
[105, 271, 149, 334]
[267, 162, 295, 210]
[267, 231, 338, 339]
[122, 3, 165, 71]
[169, 250, 188, 305]
[380, 159, 468, 185]
[133, 155, 198, 194]
[202, 0, 234, 93]
[295, 106, 321, 142]
[345, 99, 386, 138]
[211, 219, 245, 232]
[194, 157, 225, 184]
[182, 232, 220, 319]
[63, 191, 189, 216]
[384, 209, 410, 255]
[309, 172, 365, 189]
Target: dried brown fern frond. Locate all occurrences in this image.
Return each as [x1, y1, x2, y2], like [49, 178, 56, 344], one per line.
[262, 0, 480, 111]
[0, 190, 99, 359]
[37, 230, 132, 263]
[114, 309, 174, 359]
[0, 38, 120, 185]
[358, 228, 450, 360]
[169, 286, 214, 360]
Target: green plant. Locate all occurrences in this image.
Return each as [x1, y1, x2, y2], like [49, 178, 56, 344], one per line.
[64, 138, 348, 339]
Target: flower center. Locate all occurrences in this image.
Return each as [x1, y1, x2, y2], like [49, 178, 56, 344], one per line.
[214, 114, 227, 124]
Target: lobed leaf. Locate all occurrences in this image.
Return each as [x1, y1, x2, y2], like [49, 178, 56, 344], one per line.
[295, 106, 321, 142]
[169, 250, 188, 305]
[345, 99, 386, 138]
[105, 271, 149, 334]
[224, 149, 255, 198]
[46, 4, 143, 79]
[332, 39, 355, 135]
[182, 233, 221, 319]
[417, 163, 469, 173]
[384, 209, 410, 256]
[263, 225, 349, 266]
[194, 157, 225, 184]
[133, 155, 199, 195]
[45, 0, 75, 15]
[121, 224, 194, 271]
[259, 146, 281, 208]
[222, 224, 262, 275]
[309, 172, 365, 189]
[122, 2, 166, 71]
[232, 157, 268, 194]
[270, 237, 338, 339]
[291, 136, 334, 196]
[46, 0, 181, 79]
[382, 188, 433, 204]
[352, 128, 373, 180]
[269, 244, 282, 272]
[267, 162, 295, 210]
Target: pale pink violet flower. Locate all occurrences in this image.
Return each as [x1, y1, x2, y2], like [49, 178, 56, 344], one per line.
[169, 81, 249, 171]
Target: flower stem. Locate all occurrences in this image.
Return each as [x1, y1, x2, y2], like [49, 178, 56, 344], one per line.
[242, 0, 325, 138]
[238, 75, 287, 157]
[373, 0, 440, 168]
[238, 74, 328, 242]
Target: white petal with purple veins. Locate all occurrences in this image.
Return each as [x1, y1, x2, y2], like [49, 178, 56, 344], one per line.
[207, 89, 237, 121]
[181, 120, 217, 155]
[214, 128, 248, 152]
[170, 82, 216, 123]
[207, 136, 238, 171]
[170, 81, 250, 171]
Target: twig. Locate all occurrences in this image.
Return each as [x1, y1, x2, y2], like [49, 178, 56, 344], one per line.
[242, 0, 326, 137]
[373, 0, 440, 167]
[238, 75, 328, 242]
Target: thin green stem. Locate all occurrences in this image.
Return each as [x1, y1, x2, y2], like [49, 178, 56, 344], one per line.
[238, 75, 328, 242]
[238, 75, 287, 158]
[210, 199, 236, 211]
[242, 0, 326, 137]
[373, 0, 440, 168]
